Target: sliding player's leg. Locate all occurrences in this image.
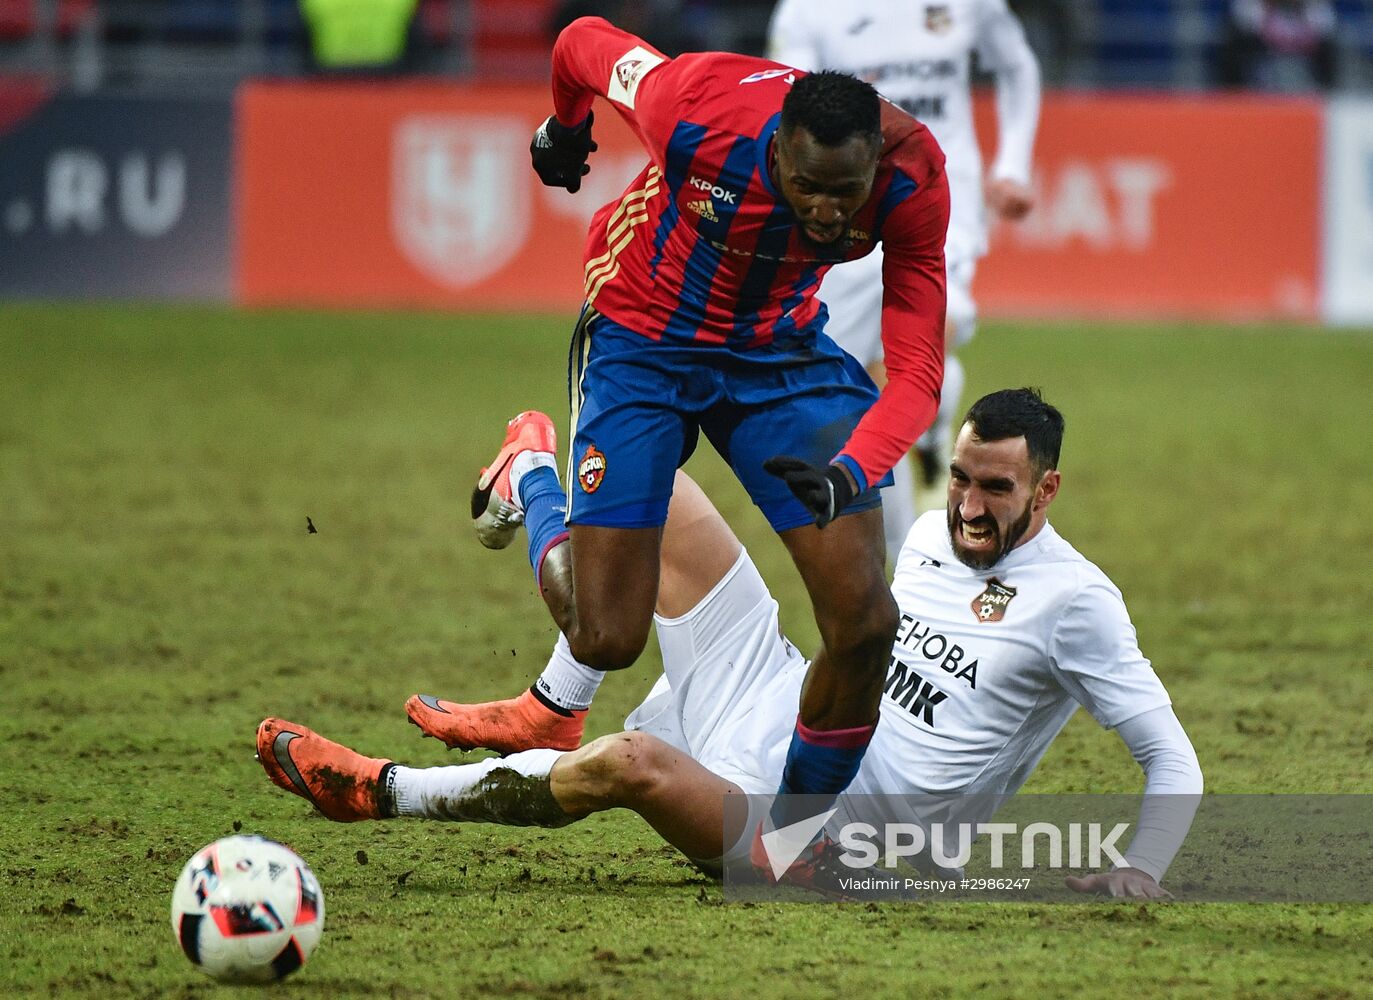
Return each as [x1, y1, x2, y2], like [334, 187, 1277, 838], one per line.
[256, 719, 744, 867]
[655, 471, 744, 618]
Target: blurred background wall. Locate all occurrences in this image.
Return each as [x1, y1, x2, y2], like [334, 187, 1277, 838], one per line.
[2, 0, 1372, 322]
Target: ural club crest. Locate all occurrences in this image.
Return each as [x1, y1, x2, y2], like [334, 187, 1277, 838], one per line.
[971, 578, 1016, 623]
[925, 4, 953, 33]
[578, 445, 606, 494]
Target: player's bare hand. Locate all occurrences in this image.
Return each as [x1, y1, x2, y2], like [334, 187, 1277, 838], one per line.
[1065, 868, 1173, 900]
[985, 177, 1035, 221]
[531, 111, 599, 193]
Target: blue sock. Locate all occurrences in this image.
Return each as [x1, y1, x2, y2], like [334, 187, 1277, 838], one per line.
[771, 716, 877, 828]
[518, 466, 568, 584]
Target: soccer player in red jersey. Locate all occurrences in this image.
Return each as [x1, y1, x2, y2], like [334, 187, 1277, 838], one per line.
[412, 17, 950, 815]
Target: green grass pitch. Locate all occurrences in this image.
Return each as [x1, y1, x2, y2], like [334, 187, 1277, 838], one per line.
[2, 304, 1371, 998]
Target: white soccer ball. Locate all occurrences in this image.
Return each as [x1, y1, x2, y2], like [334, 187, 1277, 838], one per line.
[170, 835, 325, 983]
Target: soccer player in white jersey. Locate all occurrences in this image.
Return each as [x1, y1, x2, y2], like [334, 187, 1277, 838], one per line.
[258, 389, 1201, 898]
[769, 0, 1042, 563]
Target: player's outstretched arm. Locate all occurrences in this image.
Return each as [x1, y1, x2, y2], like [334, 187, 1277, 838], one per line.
[1114, 705, 1203, 883]
[1061, 705, 1202, 899]
[1049, 572, 1204, 896]
[976, 0, 1041, 221]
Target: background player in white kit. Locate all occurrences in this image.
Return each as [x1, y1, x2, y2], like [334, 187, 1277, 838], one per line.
[769, 0, 1042, 563]
[258, 390, 1201, 898]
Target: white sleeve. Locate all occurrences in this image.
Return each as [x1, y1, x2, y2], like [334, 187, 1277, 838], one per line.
[1047, 572, 1172, 730]
[1114, 706, 1204, 882]
[766, 0, 822, 72]
[973, 0, 1040, 185]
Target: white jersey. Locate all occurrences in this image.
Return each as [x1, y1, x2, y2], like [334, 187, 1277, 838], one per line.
[625, 516, 1185, 871]
[629, 514, 1171, 802]
[854, 511, 1172, 798]
[769, 0, 1040, 263]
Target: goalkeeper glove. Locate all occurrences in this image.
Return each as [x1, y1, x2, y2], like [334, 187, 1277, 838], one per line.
[530, 111, 598, 193]
[763, 456, 857, 529]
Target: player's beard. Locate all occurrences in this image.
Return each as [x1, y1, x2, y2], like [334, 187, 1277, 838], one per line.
[947, 497, 1034, 570]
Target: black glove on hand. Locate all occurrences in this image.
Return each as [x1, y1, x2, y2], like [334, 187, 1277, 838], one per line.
[530, 111, 598, 193]
[763, 456, 857, 529]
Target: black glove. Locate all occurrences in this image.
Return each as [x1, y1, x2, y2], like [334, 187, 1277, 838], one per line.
[763, 456, 857, 529]
[530, 111, 598, 193]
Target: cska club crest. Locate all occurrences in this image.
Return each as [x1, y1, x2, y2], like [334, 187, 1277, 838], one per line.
[925, 4, 953, 33]
[971, 578, 1016, 623]
[616, 59, 645, 90]
[608, 46, 665, 109]
[578, 445, 606, 494]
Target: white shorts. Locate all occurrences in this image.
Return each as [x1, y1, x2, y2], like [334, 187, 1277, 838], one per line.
[624, 549, 806, 799]
[622, 549, 952, 869]
[820, 249, 978, 368]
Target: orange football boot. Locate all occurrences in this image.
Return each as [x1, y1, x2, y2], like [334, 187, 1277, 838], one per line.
[470, 410, 558, 550]
[256, 718, 393, 821]
[748, 821, 921, 901]
[405, 689, 586, 754]
[749, 823, 860, 899]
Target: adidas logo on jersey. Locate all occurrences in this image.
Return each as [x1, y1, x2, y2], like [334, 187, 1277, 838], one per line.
[687, 199, 720, 223]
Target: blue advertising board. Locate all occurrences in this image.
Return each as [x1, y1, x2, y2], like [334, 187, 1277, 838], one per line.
[0, 92, 232, 300]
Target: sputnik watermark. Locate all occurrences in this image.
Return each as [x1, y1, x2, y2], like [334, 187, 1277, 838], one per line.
[836, 820, 1129, 870]
[761, 811, 1128, 875]
[723, 794, 1373, 903]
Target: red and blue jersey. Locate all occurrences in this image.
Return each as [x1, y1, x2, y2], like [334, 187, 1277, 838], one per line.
[550, 17, 950, 488]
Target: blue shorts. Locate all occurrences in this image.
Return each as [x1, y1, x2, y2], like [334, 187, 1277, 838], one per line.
[565, 309, 892, 532]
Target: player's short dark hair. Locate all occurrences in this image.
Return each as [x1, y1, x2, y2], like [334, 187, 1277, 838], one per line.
[964, 388, 1064, 478]
[779, 71, 881, 149]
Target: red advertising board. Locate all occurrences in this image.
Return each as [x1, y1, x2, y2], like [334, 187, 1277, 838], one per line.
[237, 81, 644, 310]
[972, 93, 1321, 321]
[237, 84, 1321, 320]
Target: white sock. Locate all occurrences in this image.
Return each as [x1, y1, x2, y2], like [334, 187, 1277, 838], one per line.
[533, 633, 604, 712]
[880, 452, 919, 566]
[391, 748, 570, 825]
[508, 450, 558, 512]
